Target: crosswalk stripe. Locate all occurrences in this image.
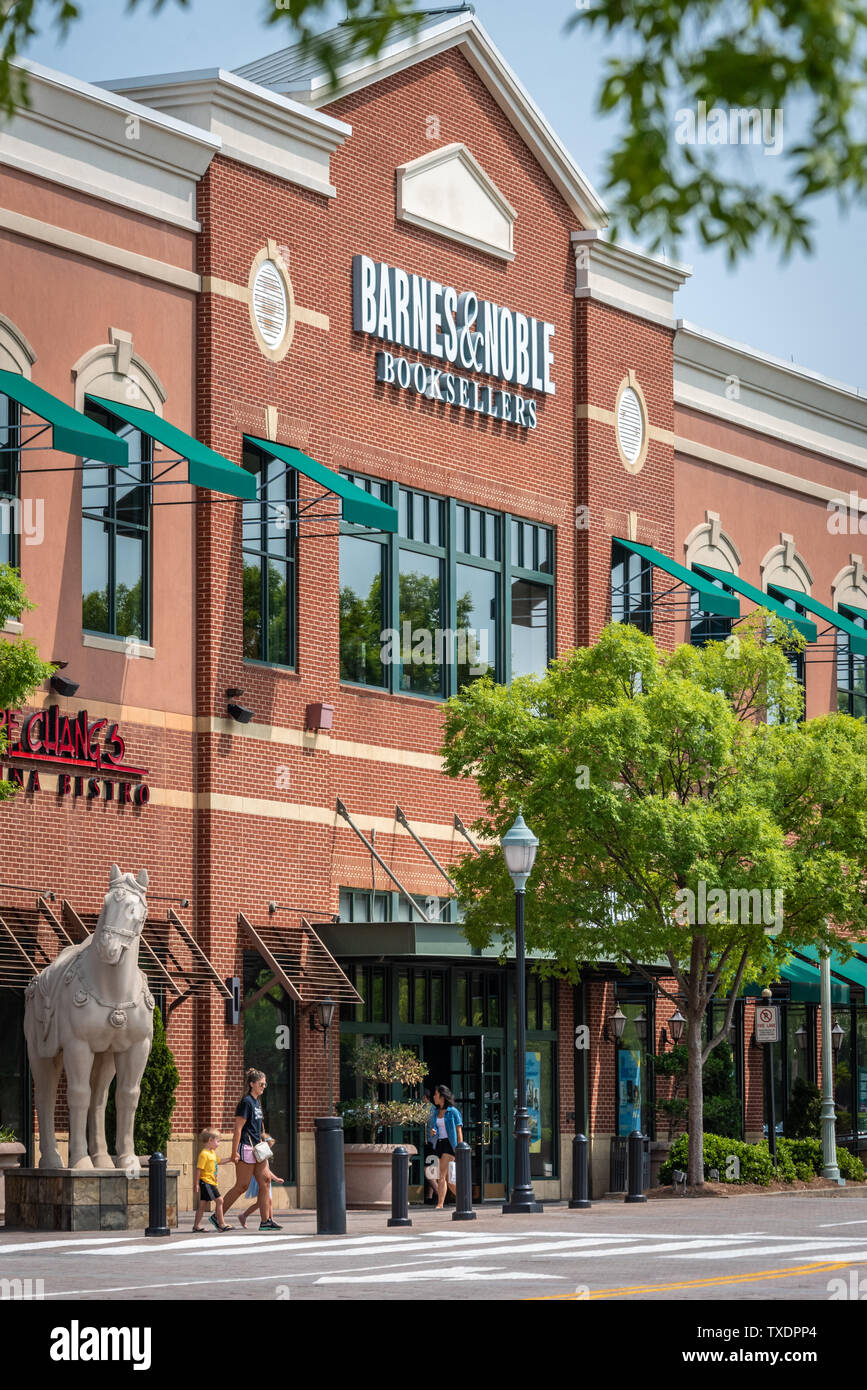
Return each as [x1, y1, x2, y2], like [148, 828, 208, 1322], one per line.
[0, 1234, 142, 1255]
[666, 1239, 866, 1260]
[535, 1237, 766, 1258]
[316, 1267, 564, 1284]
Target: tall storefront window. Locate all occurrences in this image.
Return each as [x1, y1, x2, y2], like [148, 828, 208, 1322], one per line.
[834, 1009, 854, 1149]
[0, 392, 20, 569]
[337, 960, 560, 1196]
[611, 540, 652, 632]
[509, 519, 553, 680]
[242, 441, 297, 667]
[689, 585, 733, 647]
[836, 606, 867, 718]
[0, 991, 28, 1158]
[82, 401, 151, 640]
[242, 952, 295, 1183]
[339, 473, 390, 686]
[339, 476, 554, 696]
[767, 587, 806, 722]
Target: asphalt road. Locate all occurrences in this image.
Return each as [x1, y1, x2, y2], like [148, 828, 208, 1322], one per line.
[3, 1193, 867, 1302]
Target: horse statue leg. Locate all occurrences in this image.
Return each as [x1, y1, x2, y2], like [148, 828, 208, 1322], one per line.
[114, 1039, 151, 1178]
[63, 1037, 97, 1169]
[88, 1051, 116, 1168]
[31, 1053, 64, 1169]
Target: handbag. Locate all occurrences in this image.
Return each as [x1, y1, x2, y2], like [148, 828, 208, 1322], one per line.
[252, 1139, 272, 1162]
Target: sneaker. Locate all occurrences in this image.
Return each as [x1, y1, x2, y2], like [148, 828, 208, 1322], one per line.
[258, 1218, 282, 1231]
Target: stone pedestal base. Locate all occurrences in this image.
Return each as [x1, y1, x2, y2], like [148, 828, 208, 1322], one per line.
[4, 1168, 179, 1231]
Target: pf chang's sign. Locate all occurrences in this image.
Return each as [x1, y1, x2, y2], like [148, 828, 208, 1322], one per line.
[0, 706, 149, 806]
[352, 254, 555, 430]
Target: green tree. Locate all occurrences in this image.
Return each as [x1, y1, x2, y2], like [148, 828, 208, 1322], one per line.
[441, 616, 867, 1186]
[0, 565, 55, 799]
[105, 1006, 180, 1155]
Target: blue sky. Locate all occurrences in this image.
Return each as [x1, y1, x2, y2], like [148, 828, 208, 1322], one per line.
[24, 0, 866, 391]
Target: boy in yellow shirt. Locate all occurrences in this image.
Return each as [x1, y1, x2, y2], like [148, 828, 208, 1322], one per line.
[193, 1128, 230, 1232]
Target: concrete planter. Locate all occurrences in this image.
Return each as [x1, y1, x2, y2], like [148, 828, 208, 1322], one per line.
[344, 1143, 417, 1209]
[650, 1139, 672, 1188]
[0, 1143, 27, 1221]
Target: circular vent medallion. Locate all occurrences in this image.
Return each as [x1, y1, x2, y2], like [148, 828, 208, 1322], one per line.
[251, 259, 289, 350]
[615, 377, 648, 473]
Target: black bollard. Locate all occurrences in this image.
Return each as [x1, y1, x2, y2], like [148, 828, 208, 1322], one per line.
[452, 1140, 476, 1222]
[624, 1129, 647, 1204]
[144, 1152, 170, 1237]
[387, 1146, 412, 1228]
[315, 1115, 346, 1235]
[569, 1133, 591, 1209]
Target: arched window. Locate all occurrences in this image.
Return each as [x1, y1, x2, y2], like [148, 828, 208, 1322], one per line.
[72, 334, 164, 642]
[684, 512, 740, 647]
[761, 535, 813, 722]
[832, 557, 867, 719]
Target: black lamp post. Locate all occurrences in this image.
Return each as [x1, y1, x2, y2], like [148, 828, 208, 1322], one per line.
[500, 811, 542, 1214]
[310, 996, 336, 1114]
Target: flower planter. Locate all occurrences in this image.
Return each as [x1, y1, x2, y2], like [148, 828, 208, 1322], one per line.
[0, 1142, 26, 1222]
[343, 1143, 417, 1209]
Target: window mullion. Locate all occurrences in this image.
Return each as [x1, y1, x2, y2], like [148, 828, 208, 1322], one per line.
[447, 497, 457, 699]
[503, 512, 513, 686]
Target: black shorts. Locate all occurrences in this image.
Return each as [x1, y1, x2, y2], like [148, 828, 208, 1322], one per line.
[199, 1182, 220, 1202]
[435, 1139, 455, 1158]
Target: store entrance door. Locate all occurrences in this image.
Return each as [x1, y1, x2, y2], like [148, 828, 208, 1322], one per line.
[451, 1036, 506, 1202]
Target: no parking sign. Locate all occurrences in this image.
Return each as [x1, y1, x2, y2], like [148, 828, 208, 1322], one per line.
[755, 1004, 780, 1043]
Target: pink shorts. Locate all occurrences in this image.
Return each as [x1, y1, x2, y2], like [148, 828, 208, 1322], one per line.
[240, 1145, 256, 1164]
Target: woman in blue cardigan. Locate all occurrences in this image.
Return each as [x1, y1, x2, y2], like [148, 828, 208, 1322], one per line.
[429, 1085, 464, 1209]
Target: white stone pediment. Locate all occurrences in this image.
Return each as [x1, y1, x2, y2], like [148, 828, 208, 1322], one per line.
[396, 143, 516, 261]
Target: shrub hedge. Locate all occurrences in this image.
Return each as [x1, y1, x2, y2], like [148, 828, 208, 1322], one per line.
[658, 1131, 866, 1185]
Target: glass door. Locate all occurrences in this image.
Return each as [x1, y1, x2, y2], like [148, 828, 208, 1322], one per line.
[451, 1037, 506, 1202]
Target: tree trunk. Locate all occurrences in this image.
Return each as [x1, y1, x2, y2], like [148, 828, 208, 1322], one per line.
[686, 1015, 704, 1185]
[686, 938, 705, 1187]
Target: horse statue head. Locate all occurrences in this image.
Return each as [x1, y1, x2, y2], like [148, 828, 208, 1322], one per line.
[93, 864, 149, 966]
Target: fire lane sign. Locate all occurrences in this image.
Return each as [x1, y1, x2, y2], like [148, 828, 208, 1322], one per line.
[755, 1004, 780, 1043]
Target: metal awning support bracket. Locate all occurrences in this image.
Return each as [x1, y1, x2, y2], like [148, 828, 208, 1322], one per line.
[335, 798, 430, 922]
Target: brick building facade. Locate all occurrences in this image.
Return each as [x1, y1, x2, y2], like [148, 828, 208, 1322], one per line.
[1, 10, 866, 1207]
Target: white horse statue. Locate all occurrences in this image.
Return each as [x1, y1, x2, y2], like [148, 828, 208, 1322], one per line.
[24, 865, 154, 1176]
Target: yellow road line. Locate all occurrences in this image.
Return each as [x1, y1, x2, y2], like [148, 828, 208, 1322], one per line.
[531, 1257, 867, 1300]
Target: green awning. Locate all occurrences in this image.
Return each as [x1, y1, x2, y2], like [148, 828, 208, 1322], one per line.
[246, 436, 397, 532]
[0, 369, 128, 467]
[89, 396, 256, 501]
[616, 538, 740, 618]
[695, 564, 818, 642]
[744, 957, 851, 1004]
[772, 585, 867, 657]
[795, 944, 867, 997]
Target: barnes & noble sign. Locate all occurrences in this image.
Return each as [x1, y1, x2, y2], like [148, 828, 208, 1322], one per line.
[352, 253, 555, 430]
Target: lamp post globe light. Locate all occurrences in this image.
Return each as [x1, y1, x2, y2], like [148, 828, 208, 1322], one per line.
[500, 811, 543, 1214]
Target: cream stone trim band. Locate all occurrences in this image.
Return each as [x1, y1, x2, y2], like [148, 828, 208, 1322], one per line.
[575, 401, 674, 445]
[674, 436, 867, 509]
[0, 206, 200, 291]
[201, 270, 329, 331]
[196, 791, 463, 843]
